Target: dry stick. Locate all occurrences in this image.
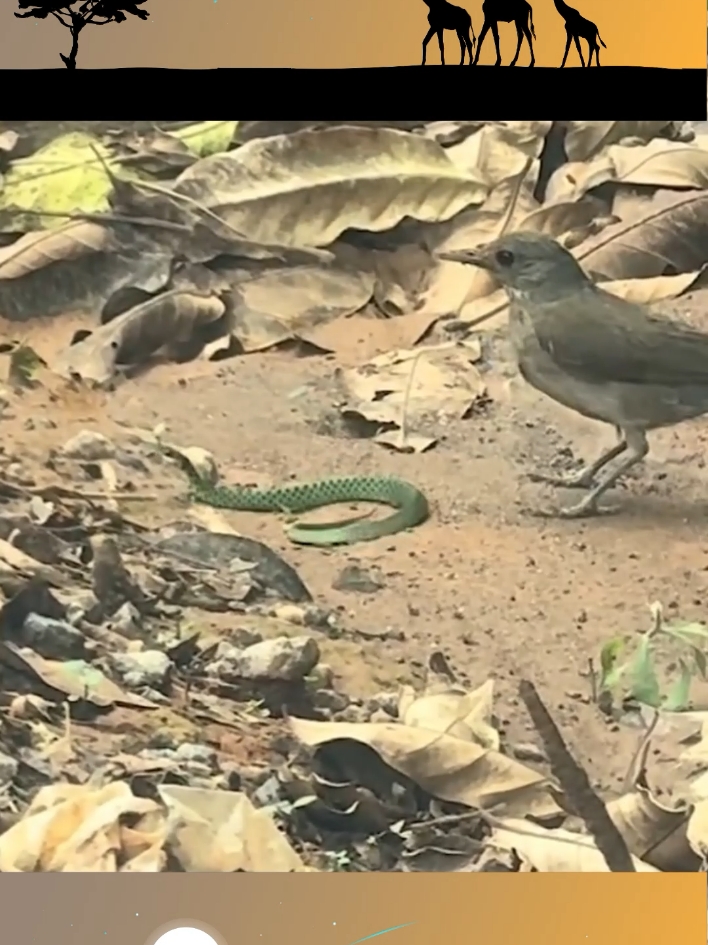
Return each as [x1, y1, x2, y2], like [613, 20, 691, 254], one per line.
[397, 350, 425, 449]
[518, 679, 636, 872]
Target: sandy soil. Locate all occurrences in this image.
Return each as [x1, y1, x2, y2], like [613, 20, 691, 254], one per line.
[7, 285, 708, 806]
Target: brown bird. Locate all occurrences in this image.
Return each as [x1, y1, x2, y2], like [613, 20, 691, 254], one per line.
[440, 232, 708, 518]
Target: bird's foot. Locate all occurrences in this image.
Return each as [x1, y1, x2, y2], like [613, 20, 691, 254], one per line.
[527, 468, 597, 490]
[525, 497, 620, 520]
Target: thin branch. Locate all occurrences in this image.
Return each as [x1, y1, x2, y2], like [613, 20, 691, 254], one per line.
[50, 10, 72, 27]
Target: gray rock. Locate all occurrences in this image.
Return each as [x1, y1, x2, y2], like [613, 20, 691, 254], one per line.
[175, 742, 219, 771]
[112, 649, 172, 688]
[60, 430, 115, 462]
[110, 601, 142, 639]
[511, 742, 548, 764]
[22, 613, 86, 660]
[230, 627, 263, 648]
[235, 635, 320, 681]
[332, 563, 385, 593]
[313, 689, 350, 713]
[367, 691, 400, 718]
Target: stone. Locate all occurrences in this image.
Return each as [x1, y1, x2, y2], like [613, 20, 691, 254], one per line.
[236, 635, 320, 681]
[112, 649, 172, 689]
[60, 430, 115, 462]
[22, 613, 86, 660]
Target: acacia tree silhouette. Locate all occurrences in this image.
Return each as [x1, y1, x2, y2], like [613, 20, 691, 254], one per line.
[14, 0, 150, 69]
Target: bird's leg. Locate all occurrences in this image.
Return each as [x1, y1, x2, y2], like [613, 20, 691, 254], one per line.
[555, 429, 649, 519]
[528, 435, 627, 489]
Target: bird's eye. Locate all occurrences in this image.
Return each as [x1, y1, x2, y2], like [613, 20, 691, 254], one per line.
[495, 250, 515, 267]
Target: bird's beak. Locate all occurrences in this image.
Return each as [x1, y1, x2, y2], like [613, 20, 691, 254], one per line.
[437, 248, 490, 268]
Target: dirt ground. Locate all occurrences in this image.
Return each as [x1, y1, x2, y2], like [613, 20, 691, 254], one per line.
[8, 286, 708, 808]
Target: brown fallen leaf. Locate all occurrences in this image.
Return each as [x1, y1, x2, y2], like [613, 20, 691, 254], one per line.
[563, 121, 675, 162]
[51, 289, 227, 384]
[0, 222, 114, 281]
[340, 341, 485, 444]
[290, 716, 559, 819]
[488, 819, 657, 872]
[174, 125, 488, 248]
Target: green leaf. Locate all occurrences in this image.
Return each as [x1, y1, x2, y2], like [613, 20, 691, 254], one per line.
[171, 121, 238, 158]
[693, 646, 707, 680]
[600, 638, 624, 685]
[662, 659, 693, 711]
[602, 662, 627, 690]
[629, 634, 661, 708]
[0, 131, 140, 232]
[665, 621, 708, 641]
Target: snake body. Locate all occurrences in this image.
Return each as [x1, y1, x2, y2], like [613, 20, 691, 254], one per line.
[164, 446, 429, 546]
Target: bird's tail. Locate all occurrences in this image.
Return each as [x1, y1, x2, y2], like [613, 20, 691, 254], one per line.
[597, 31, 606, 47]
[529, 10, 536, 38]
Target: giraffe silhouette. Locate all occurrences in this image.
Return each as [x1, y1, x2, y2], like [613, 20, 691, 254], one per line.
[472, 0, 535, 65]
[553, 0, 606, 65]
[421, 0, 476, 65]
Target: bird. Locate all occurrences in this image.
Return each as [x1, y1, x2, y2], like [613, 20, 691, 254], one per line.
[439, 231, 708, 518]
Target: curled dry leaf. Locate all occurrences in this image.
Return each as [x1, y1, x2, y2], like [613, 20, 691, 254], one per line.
[51, 290, 227, 385]
[290, 716, 560, 819]
[158, 785, 309, 872]
[601, 269, 707, 304]
[339, 341, 485, 440]
[576, 189, 708, 280]
[173, 125, 488, 248]
[398, 678, 500, 750]
[547, 139, 708, 203]
[445, 121, 550, 191]
[488, 818, 657, 872]
[0, 781, 164, 872]
[607, 780, 694, 871]
[563, 121, 675, 162]
[0, 222, 114, 280]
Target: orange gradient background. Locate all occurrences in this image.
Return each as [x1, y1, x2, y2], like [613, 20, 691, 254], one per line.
[0, 0, 704, 68]
[0, 873, 705, 945]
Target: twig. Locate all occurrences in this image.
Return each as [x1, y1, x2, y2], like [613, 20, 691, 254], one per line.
[622, 708, 660, 794]
[397, 350, 424, 449]
[518, 678, 636, 872]
[13, 208, 192, 233]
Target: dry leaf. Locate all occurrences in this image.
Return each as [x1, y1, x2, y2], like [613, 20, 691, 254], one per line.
[563, 121, 675, 162]
[303, 309, 438, 365]
[340, 342, 484, 436]
[290, 716, 560, 819]
[231, 265, 375, 352]
[174, 125, 488, 248]
[607, 781, 694, 871]
[602, 269, 707, 303]
[52, 290, 227, 384]
[488, 819, 657, 872]
[548, 139, 708, 203]
[159, 785, 309, 872]
[398, 678, 499, 750]
[0, 223, 114, 281]
[576, 189, 708, 280]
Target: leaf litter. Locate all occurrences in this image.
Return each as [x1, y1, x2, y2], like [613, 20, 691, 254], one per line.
[0, 120, 706, 870]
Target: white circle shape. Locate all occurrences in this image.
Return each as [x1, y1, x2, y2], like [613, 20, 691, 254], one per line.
[154, 930, 218, 945]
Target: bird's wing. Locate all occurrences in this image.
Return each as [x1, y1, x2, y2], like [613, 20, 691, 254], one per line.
[529, 285, 708, 387]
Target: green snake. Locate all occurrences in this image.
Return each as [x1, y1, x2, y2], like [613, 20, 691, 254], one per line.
[162, 445, 429, 546]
